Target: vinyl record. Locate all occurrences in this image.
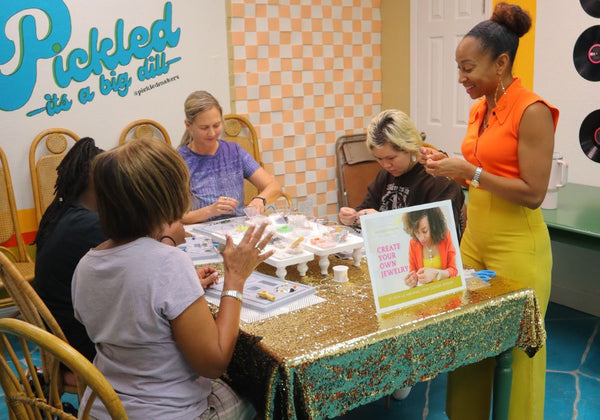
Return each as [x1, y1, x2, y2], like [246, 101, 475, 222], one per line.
[573, 25, 600, 81]
[579, 109, 600, 162]
[580, 0, 600, 18]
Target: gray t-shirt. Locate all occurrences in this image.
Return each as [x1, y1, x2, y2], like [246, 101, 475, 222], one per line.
[72, 237, 208, 419]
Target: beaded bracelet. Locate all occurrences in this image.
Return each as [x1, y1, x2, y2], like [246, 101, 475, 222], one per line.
[352, 213, 361, 232]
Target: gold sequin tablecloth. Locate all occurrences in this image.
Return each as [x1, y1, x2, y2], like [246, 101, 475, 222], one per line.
[224, 258, 545, 420]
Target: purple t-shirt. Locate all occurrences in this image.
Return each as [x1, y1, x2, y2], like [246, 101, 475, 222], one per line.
[179, 140, 260, 220]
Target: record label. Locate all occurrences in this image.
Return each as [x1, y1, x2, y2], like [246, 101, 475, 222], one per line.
[573, 25, 600, 81]
[580, 0, 600, 18]
[579, 109, 600, 163]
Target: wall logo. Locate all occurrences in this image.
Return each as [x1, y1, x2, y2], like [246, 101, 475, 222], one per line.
[0, 1, 181, 116]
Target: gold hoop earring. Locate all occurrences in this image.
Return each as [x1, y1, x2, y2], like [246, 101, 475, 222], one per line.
[499, 77, 506, 95]
[493, 76, 506, 108]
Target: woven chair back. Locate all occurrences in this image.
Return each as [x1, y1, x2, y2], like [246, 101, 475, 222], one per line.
[0, 252, 83, 397]
[29, 129, 80, 225]
[0, 318, 127, 419]
[0, 148, 34, 290]
[118, 119, 171, 146]
[222, 114, 262, 205]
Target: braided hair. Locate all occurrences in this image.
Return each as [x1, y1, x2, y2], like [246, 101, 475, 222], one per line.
[35, 137, 103, 249]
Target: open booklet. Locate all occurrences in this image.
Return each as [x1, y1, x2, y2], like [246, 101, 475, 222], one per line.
[360, 200, 466, 314]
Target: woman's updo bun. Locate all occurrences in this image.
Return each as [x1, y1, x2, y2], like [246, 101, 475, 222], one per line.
[465, 2, 532, 64]
[491, 2, 532, 38]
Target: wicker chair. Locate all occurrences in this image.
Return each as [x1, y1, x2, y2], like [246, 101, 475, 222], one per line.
[29, 129, 80, 225]
[0, 252, 81, 398]
[118, 119, 171, 146]
[0, 148, 35, 304]
[0, 318, 127, 419]
[222, 114, 292, 207]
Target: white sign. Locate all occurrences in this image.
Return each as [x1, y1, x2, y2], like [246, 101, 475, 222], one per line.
[361, 200, 466, 314]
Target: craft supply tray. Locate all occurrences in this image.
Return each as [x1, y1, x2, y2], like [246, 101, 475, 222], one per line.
[204, 271, 316, 312]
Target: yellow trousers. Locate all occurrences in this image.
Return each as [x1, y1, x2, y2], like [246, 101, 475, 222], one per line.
[446, 188, 551, 420]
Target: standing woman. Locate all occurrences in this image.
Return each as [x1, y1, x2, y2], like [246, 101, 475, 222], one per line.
[421, 3, 559, 419]
[178, 90, 282, 223]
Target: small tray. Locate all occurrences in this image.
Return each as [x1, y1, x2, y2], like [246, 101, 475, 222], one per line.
[204, 271, 316, 312]
[178, 234, 223, 265]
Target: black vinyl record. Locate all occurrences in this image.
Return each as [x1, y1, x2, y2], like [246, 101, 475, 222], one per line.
[579, 109, 600, 162]
[580, 0, 600, 18]
[573, 25, 600, 81]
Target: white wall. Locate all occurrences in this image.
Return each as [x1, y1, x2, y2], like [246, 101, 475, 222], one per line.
[534, 1, 600, 187]
[0, 0, 231, 210]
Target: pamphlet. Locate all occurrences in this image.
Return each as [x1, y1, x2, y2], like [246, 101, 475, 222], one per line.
[361, 200, 466, 314]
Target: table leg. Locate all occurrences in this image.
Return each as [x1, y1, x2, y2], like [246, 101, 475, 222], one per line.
[492, 348, 513, 420]
[275, 266, 287, 280]
[297, 262, 308, 277]
[318, 255, 330, 275]
[352, 248, 362, 267]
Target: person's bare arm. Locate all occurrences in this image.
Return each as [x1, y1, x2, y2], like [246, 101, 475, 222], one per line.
[247, 167, 282, 213]
[181, 196, 239, 224]
[170, 224, 274, 378]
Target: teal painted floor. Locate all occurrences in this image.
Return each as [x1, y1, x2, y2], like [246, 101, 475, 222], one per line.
[1, 302, 599, 419]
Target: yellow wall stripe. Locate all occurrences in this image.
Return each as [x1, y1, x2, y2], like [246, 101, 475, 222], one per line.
[493, 0, 536, 90]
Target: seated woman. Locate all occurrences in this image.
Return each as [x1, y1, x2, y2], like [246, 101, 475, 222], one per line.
[33, 137, 104, 362]
[338, 109, 465, 236]
[72, 138, 273, 419]
[402, 207, 458, 288]
[178, 90, 282, 223]
[33, 138, 194, 364]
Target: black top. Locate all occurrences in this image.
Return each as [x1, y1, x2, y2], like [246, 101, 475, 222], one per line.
[33, 204, 105, 361]
[356, 163, 465, 236]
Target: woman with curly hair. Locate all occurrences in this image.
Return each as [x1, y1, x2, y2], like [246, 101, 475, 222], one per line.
[402, 207, 458, 288]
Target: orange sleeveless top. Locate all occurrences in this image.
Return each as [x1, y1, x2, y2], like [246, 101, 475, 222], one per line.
[461, 77, 559, 179]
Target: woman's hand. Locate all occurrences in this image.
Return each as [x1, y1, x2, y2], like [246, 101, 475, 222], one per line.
[196, 266, 220, 289]
[418, 147, 446, 164]
[247, 197, 266, 214]
[339, 207, 358, 226]
[209, 196, 239, 218]
[339, 208, 378, 227]
[404, 271, 418, 288]
[416, 267, 445, 284]
[221, 223, 274, 291]
[423, 156, 474, 181]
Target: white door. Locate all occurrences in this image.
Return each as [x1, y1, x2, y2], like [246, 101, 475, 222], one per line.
[411, 0, 490, 156]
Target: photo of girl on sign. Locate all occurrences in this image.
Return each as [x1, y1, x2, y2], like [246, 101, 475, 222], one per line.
[403, 207, 458, 288]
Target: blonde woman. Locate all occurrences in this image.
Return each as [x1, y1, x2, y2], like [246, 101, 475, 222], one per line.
[179, 90, 282, 223]
[338, 109, 464, 234]
[72, 139, 273, 419]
